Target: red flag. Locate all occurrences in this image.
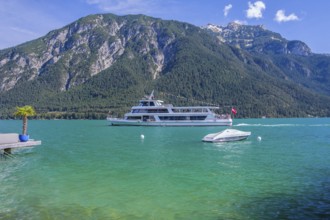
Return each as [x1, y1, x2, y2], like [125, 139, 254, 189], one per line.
[231, 107, 237, 115]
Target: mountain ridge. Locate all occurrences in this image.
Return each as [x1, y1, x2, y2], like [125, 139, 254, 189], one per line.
[203, 22, 330, 96]
[1, 13, 330, 119]
[203, 22, 312, 56]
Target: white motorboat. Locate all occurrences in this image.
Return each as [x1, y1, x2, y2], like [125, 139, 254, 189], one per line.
[202, 129, 251, 142]
[107, 91, 232, 126]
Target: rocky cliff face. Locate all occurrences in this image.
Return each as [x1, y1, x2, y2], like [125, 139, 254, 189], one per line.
[0, 17, 318, 94]
[0, 14, 180, 92]
[204, 22, 312, 56]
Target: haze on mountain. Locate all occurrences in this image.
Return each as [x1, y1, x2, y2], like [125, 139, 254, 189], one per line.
[1, 13, 330, 119]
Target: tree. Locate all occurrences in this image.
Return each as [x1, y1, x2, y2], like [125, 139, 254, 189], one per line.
[14, 105, 36, 135]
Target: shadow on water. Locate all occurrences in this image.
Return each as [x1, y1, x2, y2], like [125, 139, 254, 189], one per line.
[231, 177, 330, 220]
[0, 148, 36, 161]
[0, 205, 125, 220]
[1, 186, 328, 220]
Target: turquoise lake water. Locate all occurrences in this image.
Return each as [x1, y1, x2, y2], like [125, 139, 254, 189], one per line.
[0, 118, 329, 219]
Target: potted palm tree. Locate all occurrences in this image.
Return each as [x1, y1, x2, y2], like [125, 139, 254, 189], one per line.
[14, 105, 36, 142]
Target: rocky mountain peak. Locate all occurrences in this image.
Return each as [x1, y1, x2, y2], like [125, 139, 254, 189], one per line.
[204, 24, 222, 33]
[203, 22, 312, 56]
[0, 14, 180, 92]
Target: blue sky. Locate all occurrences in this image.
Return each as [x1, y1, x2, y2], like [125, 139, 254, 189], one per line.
[0, 0, 329, 53]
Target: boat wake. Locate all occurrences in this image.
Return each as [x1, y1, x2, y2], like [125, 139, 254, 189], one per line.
[235, 123, 330, 127]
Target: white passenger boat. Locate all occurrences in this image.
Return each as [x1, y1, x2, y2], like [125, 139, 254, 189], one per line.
[202, 129, 251, 142]
[107, 91, 232, 126]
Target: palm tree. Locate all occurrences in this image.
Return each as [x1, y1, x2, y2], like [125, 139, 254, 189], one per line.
[14, 105, 36, 135]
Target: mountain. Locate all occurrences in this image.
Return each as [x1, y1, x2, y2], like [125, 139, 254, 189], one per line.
[203, 22, 330, 96]
[1, 14, 330, 119]
[204, 22, 312, 56]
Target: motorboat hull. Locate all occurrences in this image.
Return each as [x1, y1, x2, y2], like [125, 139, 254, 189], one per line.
[202, 129, 251, 142]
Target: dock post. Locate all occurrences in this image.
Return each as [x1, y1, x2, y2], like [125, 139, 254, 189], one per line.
[4, 148, 12, 154]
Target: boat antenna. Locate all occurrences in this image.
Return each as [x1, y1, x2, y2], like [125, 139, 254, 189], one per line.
[148, 90, 154, 100]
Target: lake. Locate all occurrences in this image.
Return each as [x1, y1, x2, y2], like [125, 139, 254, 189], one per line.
[1, 118, 329, 219]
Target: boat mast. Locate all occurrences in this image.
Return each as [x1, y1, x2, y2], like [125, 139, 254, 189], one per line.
[148, 90, 154, 100]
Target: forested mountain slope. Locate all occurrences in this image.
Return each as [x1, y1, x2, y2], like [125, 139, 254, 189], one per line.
[1, 14, 330, 119]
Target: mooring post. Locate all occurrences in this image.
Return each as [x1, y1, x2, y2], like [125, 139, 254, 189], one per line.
[4, 148, 11, 154]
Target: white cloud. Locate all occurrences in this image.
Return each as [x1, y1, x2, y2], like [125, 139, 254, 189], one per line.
[246, 1, 266, 19]
[274, 10, 299, 23]
[223, 4, 232, 17]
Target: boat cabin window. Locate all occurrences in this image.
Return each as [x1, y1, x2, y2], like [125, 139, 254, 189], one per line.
[142, 115, 156, 122]
[139, 101, 155, 106]
[140, 101, 147, 106]
[127, 116, 142, 120]
[159, 116, 207, 121]
[132, 109, 147, 113]
[147, 109, 168, 113]
[190, 116, 207, 120]
[139, 100, 163, 106]
[132, 109, 168, 113]
[171, 108, 206, 113]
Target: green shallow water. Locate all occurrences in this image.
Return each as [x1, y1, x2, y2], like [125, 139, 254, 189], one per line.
[0, 118, 330, 219]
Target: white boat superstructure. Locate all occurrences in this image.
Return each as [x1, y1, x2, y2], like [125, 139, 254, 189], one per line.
[202, 129, 251, 142]
[107, 91, 232, 126]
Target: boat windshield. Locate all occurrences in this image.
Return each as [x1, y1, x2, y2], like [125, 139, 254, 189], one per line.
[138, 100, 163, 106]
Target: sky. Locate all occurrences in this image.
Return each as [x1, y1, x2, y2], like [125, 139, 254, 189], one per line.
[0, 0, 329, 53]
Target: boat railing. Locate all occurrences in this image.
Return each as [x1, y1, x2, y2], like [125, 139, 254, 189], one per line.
[216, 114, 231, 119]
[107, 116, 121, 120]
[171, 106, 218, 113]
[162, 104, 173, 107]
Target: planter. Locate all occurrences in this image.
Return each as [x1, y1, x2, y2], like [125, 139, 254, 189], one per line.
[19, 134, 29, 142]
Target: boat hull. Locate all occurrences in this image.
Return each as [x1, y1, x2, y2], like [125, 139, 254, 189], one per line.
[202, 129, 251, 142]
[202, 135, 249, 142]
[108, 118, 232, 127]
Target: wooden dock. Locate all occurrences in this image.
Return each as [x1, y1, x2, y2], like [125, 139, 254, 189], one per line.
[0, 140, 41, 154]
